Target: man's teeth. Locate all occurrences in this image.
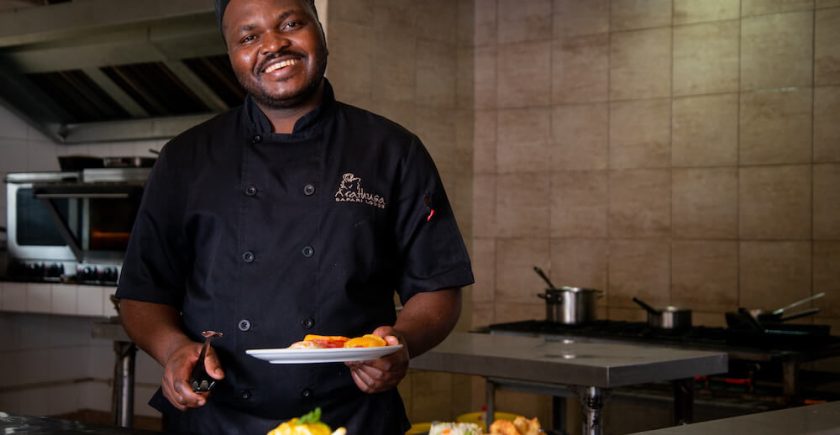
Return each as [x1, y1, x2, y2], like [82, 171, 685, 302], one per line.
[264, 59, 298, 73]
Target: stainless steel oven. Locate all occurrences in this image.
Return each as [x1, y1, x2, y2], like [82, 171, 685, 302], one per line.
[4, 168, 149, 284]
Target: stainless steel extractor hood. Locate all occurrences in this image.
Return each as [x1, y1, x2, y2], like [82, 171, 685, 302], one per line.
[0, 0, 245, 144]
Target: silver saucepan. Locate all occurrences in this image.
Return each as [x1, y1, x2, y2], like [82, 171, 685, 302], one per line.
[633, 297, 692, 330]
[534, 266, 601, 324]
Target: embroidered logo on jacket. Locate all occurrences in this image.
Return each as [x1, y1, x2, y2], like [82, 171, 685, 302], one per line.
[334, 173, 386, 209]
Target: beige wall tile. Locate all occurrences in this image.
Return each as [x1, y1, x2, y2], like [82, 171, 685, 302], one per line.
[611, 0, 673, 31]
[410, 371, 453, 421]
[551, 171, 608, 237]
[741, 12, 814, 90]
[554, 0, 610, 37]
[692, 312, 728, 327]
[674, 0, 740, 24]
[550, 238, 609, 292]
[740, 88, 813, 165]
[742, 0, 814, 16]
[456, 0, 474, 47]
[608, 306, 647, 321]
[456, 47, 474, 110]
[672, 241, 739, 312]
[471, 238, 496, 303]
[815, 86, 840, 162]
[494, 302, 547, 323]
[740, 241, 811, 310]
[673, 168, 739, 239]
[497, 0, 553, 43]
[496, 173, 551, 237]
[371, 31, 416, 102]
[470, 301, 496, 329]
[814, 164, 840, 239]
[326, 21, 372, 102]
[497, 108, 551, 173]
[673, 20, 740, 96]
[472, 0, 498, 46]
[414, 0, 457, 42]
[373, 0, 413, 32]
[814, 242, 840, 316]
[553, 34, 609, 104]
[497, 41, 552, 108]
[817, 0, 840, 7]
[816, 8, 840, 85]
[551, 103, 609, 170]
[672, 93, 739, 167]
[472, 174, 496, 237]
[609, 169, 671, 238]
[609, 240, 671, 307]
[329, 0, 373, 25]
[474, 110, 497, 173]
[474, 46, 497, 109]
[610, 28, 672, 100]
[495, 238, 551, 303]
[609, 99, 671, 169]
[417, 40, 457, 108]
[739, 165, 812, 240]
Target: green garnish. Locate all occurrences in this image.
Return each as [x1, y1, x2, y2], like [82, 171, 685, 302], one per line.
[296, 408, 322, 425]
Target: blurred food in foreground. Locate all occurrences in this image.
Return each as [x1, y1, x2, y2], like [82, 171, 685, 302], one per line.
[267, 408, 346, 435]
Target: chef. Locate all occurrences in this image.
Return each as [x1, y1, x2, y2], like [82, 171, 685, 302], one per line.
[114, 0, 474, 433]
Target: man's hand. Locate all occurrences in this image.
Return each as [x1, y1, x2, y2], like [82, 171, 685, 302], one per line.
[345, 326, 409, 394]
[161, 341, 225, 411]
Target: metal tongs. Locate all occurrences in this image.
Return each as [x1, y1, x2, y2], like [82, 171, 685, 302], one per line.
[190, 330, 223, 393]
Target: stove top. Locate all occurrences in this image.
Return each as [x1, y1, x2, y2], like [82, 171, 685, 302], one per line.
[486, 320, 840, 354]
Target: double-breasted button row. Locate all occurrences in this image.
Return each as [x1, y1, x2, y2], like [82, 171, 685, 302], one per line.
[243, 184, 316, 197]
[242, 251, 255, 263]
[238, 319, 251, 331]
[301, 246, 314, 257]
[301, 318, 315, 329]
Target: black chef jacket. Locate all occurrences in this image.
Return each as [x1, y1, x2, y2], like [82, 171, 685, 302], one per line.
[116, 80, 474, 435]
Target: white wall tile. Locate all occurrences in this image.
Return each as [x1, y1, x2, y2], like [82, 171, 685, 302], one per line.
[51, 285, 77, 315]
[78, 380, 111, 412]
[0, 350, 19, 387]
[88, 344, 115, 381]
[77, 285, 104, 316]
[18, 348, 51, 385]
[135, 384, 161, 417]
[103, 288, 118, 317]
[0, 391, 21, 414]
[2, 284, 27, 312]
[46, 383, 80, 416]
[26, 283, 51, 313]
[136, 351, 163, 385]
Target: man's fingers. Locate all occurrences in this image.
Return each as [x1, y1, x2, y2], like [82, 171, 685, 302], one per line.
[204, 349, 226, 379]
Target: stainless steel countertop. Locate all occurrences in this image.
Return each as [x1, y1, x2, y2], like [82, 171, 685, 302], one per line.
[629, 401, 840, 435]
[409, 332, 728, 388]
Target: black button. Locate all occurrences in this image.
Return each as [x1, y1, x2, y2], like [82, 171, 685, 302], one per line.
[245, 185, 257, 196]
[303, 184, 316, 196]
[301, 318, 314, 329]
[301, 388, 312, 399]
[240, 389, 252, 400]
[238, 319, 251, 331]
[242, 251, 255, 263]
[251, 135, 262, 144]
[301, 246, 314, 257]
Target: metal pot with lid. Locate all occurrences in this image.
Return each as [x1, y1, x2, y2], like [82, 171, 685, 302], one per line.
[534, 266, 601, 324]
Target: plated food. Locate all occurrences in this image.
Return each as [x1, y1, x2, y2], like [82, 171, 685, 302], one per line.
[489, 416, 541, 435]
[267, 408, 346, 435]
[429, 422, 482, 435]
[289, 334, 387, 349]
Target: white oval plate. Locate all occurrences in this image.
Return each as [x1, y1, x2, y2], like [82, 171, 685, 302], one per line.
[246, 344, 402, 364]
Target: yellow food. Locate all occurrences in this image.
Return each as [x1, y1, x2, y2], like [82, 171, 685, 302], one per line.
[343, 334, 387, 348]
[489, 417, 541, 435]
[267, 408, 346, 435]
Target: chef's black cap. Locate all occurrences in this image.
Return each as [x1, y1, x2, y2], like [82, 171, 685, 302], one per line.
[215, 0, 318, 32]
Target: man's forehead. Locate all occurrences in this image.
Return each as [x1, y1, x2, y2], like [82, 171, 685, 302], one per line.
[216, 0, 316, 27]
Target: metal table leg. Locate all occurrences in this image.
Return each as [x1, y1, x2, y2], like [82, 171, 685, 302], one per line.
[485, 379, 497, 429]
[672, 378, 694, 425]
[573, 386, 608, 435]
[112, 341, 136, 428]
[552, 396, 566, 434]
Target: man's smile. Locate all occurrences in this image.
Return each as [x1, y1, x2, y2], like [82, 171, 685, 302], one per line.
[261, 58, 300, 74]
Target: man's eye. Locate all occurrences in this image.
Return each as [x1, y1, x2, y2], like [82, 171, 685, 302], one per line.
[241, 35, 256, 44]
[282, 20, 302, 30]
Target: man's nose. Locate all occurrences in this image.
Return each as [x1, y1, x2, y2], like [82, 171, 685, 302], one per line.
[261, 31, 290, 55]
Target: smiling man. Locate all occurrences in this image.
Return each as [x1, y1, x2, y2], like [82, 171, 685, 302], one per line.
[114, 0, 473, 434]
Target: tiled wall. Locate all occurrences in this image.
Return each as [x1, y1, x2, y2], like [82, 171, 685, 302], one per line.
[469, 0, 840, 332]
[323, 0, 477, 425]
